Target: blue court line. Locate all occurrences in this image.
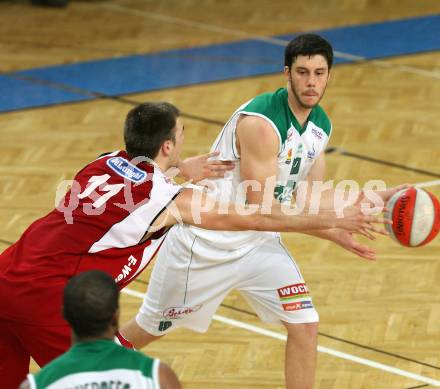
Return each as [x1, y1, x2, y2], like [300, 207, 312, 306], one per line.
[1, 14, 439, 113]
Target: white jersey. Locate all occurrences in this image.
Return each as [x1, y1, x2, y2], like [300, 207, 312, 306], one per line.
[189, 87, 332, 249]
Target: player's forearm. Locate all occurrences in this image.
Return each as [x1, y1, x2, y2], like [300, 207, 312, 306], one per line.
[257, 206, 338, 232]
[302, 187, 358, 212]
[314, 188, 338, 209]
[295, 227, 340, 242]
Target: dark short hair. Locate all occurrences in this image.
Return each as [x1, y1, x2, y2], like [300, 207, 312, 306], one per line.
[284, 34, 333, 70]
[63, 270, 119, 338]
[124, 102, 180, 159]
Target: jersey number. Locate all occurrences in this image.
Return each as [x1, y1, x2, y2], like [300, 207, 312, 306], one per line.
[290, 157, 301, 175]
[78, 174, 125, 208]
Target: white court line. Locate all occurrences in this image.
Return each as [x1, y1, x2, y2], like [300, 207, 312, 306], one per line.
[415, 179, 440, 188]
[122, 288, 440, 387]
[100, 2, 440, 80]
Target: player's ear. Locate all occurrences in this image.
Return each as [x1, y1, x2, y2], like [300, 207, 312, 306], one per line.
[161, 139, 173, 156]
[283, 66, 291, 80]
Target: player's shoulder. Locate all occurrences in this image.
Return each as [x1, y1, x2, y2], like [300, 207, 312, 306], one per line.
[309, 104, 332, 137]
[113, 343, 157, 372]
[32, 348, 76, 383]
[73, 150, 159, 194]
[241, 88, 286, 116]
[87, 151, 153, 182]
[34, 341, 157, 385]
[239, 88, 291, 142]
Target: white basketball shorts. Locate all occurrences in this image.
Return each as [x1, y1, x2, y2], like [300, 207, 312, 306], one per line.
[136, 224, 319, 336]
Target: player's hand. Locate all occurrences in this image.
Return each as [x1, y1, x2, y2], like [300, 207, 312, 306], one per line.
[178, 151, 235, 183]
[376, 184, 410, 203]
[360, 184, 410, 211]
[337, 209, 390, 239]
[326, 228, 378, 261]
[336, 194, 391, 238]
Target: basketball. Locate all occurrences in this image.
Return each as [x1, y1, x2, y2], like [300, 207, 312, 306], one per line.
[385, 187, 440, 247]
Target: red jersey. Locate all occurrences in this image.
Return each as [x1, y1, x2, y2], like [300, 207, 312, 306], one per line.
[0, 151, 181, 325]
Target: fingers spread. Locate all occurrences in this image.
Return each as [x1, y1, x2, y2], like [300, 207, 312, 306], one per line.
[365, 215, 392, 225]
[349, 239, 377, 260]
[367, 225, 390, 236]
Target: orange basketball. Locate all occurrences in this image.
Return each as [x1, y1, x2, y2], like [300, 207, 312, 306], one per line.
[385, 187, 440, 247]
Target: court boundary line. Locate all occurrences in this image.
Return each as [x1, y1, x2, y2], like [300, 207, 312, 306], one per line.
[415, 179, 440, 188]
[122, 287, 440, 387]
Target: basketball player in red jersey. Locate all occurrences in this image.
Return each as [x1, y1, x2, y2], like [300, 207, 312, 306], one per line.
[0, 102, 387, 388]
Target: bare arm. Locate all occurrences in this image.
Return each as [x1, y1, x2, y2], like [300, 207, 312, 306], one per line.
[150, 187, 385, 236]
[235, 115, 279, 206]
[147, 115, 385, 236]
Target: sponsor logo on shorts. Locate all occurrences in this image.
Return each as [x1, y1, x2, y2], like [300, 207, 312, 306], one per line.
[158, 321, 172, 332]
[163, 305, 202, 320]
[106, 157, 147, 183]
[277, 283, 309, 299]
[278, 283, 313, 311]
[282, 300, 314, 311]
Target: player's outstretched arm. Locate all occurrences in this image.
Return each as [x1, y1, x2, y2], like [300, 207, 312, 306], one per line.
[153, 188, 389, 236]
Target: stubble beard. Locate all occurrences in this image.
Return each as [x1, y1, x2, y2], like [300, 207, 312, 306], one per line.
[289, 75, 326, 110]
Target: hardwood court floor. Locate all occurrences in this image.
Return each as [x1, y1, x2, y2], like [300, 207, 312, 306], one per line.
[1, 1, 440, 388]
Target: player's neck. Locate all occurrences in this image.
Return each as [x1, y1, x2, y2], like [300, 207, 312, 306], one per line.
[152, 156, 170, 172]
[72, 328, 115, 344]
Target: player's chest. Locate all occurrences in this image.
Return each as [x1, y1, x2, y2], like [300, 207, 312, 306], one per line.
[278, 122, 327, 175]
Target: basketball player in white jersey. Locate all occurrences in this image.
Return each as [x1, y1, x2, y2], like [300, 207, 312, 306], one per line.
[119, 35, 404, 389]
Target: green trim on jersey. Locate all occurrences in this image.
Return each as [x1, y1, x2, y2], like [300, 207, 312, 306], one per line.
[240, 88, 331, 142]
[32, 339, 156, 388]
